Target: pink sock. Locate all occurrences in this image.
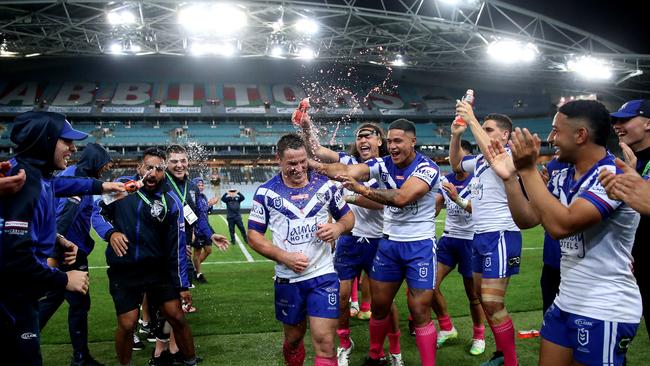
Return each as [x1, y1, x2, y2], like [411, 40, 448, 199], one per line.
[314, 355, 337, 366]
[408, 314, 413, 321]
[337, 328, 351, 349]
[414, 321, 438, 366]
[437, 314, 453, 332]
[368, 316, 390, 359]
[283, 340, 305, 366]
[387, 330, 401, 355]
[473, 324, 485, 340]
[491, 318, 517, 366]
[360, 301, 371, 312]
[350, 277, 359, 303]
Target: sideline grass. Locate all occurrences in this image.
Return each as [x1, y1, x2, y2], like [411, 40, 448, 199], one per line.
[40, 213, 650, 365]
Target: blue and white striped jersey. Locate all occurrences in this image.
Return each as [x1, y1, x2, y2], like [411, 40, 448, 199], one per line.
[439, 173, 474, 240]
[365, 152, 440, 241]
[248, 172, 350, 282]
[338, 152, 383, 238]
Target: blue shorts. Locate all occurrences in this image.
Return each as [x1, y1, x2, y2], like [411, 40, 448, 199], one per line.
[370, 237, 436, 290]
[541, 303, 638, 366]
[437, 236, 473, 278]
[274, 273, 340, 325]
[472, 231, 522, 278]
[334, 235, 380, 280]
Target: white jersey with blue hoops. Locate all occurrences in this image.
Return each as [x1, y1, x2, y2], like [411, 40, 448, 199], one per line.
[338, 152, 383, 238]
[365, 152, 440, 242]
[248, 172, 351, 283]
[461, 152, 519, 233]
[439, 173, 474, 240]
[548, 154, 641, 323]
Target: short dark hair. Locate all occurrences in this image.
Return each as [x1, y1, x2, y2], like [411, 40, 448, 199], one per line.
[460, 139, 473, 154]
[166, 144, 187, 155]
[142, 147, 166, 161]
[388, 119, 416, 136]
[484, 113, 513, 134]
[277, 133, 306, 158]
[558, 100, 611, 146]
[348, 122, 389, 159]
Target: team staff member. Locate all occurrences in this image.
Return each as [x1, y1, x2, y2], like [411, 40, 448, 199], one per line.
[486, 100, 641, 366]
[221, 189, 248, 246]
[248, 133, 355, 366]
[191, 177, 219, 283]
[38, 143, 113, 366]
[312, 119, 441, 366]
[609, 99, 650, 338]
[165, 145, 229, 285]
[0, 111, 123, 365]
[92, 147, 197, 366]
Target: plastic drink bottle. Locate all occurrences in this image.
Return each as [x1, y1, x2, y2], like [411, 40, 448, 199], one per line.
[292, 98, 310, 126]
[101, 170, 150, 204]
[0, 161, 11, 177]
[453, 89, 475, 126]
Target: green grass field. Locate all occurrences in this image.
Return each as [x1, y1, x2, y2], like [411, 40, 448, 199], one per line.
[40, 212, 650, 365]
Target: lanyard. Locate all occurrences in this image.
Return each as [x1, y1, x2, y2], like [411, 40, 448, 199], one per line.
[165, 172, 187, 204]
[136, 190, 168, 220]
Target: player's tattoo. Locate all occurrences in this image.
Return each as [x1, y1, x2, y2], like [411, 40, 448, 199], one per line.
[360, 186, 400, 206]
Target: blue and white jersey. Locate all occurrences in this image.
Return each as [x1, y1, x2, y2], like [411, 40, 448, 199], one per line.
[248, 172, 351, 282]
[365, 152, 439, 241]
[338, 152, 383, 238]
[548, 154, 641, 323]
[461, 152, 519, 233]
[439, 173, 474, 240]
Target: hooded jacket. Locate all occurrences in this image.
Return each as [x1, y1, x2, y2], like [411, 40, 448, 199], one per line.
[92, 174, 190, 289]
[55, 143, 112, 255]
[0, 112, 103, 300]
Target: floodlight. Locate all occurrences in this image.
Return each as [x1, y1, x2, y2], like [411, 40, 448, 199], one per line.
[109, 43, 123, 53]
[25, 53, 41, 58]
[179, 4, 247, 35]
[271, 46, 284, 58]
[107, 10, 136, 26]
[487, 40, 539, 63]
[391, 55, 406, 67]
[130, 44, 141, 53]
[297, 47, 315, 60]
[190, 42, 236, 57]
[566, 56, 612, 80]
[295, 18, 318, 35]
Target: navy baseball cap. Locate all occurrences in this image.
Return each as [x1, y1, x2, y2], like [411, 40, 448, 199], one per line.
[610, 99, 650, 119]
[59, 120, 88, 140]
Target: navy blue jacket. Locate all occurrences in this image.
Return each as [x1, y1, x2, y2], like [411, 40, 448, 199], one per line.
[55, 143, 111, 255]
[0, 112, 103, 300]
[164, 173, 214, 245]
[92, 175, 190, 289]
[221, 192, 245, 219]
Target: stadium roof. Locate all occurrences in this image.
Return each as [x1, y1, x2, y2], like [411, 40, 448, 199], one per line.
[1, 0, 648, 97]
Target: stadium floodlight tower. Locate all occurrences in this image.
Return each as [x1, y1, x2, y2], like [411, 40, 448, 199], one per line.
[178, 3, 247, 36]
[566, 55, 613, 81]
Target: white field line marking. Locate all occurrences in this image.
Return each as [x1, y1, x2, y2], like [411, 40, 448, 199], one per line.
[218, 215, 254, 262]
[89, 259, 272, 270]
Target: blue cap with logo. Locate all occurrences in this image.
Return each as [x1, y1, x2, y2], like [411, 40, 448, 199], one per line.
[59, 119, 88, 140]
[610, 99, 649, 119]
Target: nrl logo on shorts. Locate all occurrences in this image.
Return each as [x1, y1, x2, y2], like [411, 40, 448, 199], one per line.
[419, 267, 428, 278]
[272, 197, 283, 209]
[151, 200, 164, 221]
[485, 257, 492, 268]
[577, 328, 589, 346]
[328, 293, 337, 306]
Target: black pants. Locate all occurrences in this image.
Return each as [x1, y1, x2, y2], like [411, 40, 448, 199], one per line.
[227, 216, 247, 244]
[38, 251, 91, 360]
[540, 264, 561, 314]
[1, 295, 42, 366]
[635, 263, 650, 339]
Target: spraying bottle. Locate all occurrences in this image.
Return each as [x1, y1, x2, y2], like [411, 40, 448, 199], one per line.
[0, 161, 11, 177]
[101, 169, 150, 205]
[453, 89, 475, 126]
[292, 98, 311, 126]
